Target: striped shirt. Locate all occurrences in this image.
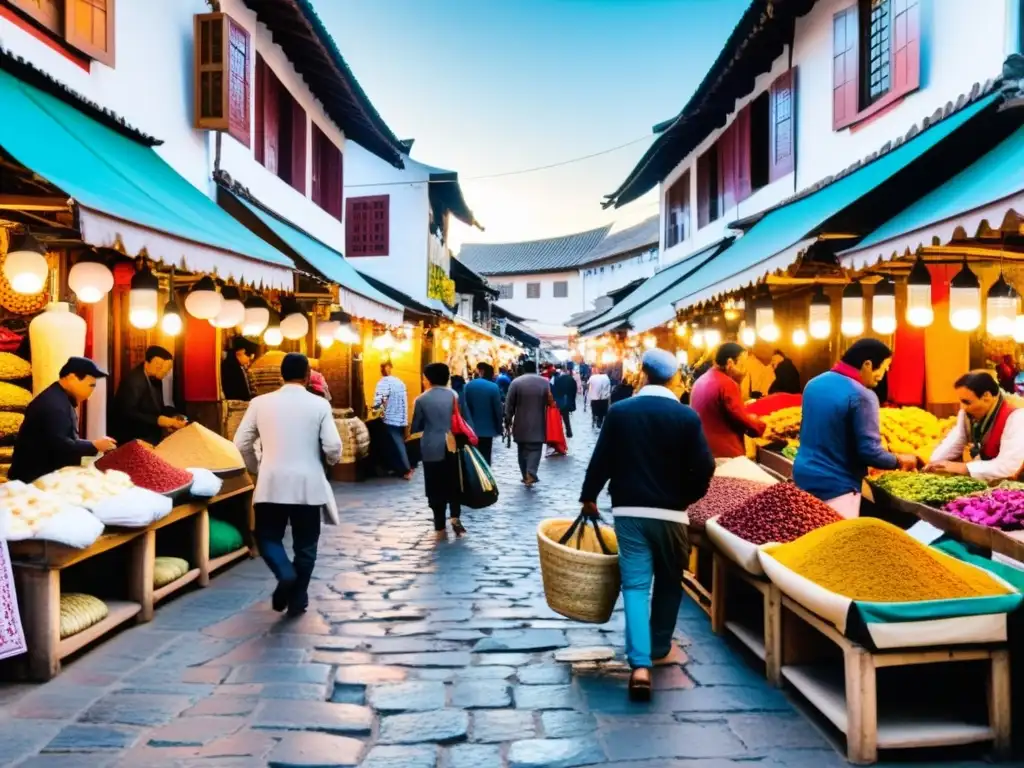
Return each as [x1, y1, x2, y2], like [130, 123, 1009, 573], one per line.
[374, 376, 408, 427]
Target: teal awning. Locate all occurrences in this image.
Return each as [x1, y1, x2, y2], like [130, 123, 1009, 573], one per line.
[670, 92, 999, 311]
[579, 238, 732, 337]
[0, 68, 295, 288]
[232, 195, 404, 325]
[842, 121, 1024, 268]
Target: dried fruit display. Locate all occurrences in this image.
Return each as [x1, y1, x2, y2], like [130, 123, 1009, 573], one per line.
[879, 407, 957, 461]
[872, 471, 987, 507]
[0, 381, 31, 411]
[0, 352, 31, 381]
[0, 411, 24, 442]
[717, 482, 842, 545]
[688, 476, 771, 529]
[95, 440, 192, 494]
[33, 466, 134, 508]
[762, 406, 801, 440]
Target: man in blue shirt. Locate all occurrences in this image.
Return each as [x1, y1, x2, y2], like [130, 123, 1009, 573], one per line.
[793, 338, 917, 517]
[463, 362, 504, 465]
[495, 366, 512, 402]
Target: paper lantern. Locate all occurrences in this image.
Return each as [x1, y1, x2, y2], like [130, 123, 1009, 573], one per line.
[871, 277, 897, 335]
[703, 327, 722, 349]
[691, 327, 705, 349]
[1014, 315, 1024, 343]
[4, 230, 48, 295]
[740, 324, 756, 347]
[986, 274, 1017, 338]
[676, 349, 688, 366]
[280, 297, 309, 340]
[129, 266, 159, 329]
[841, 281, 865, 337]
[754, 285, 778, 341]
[210, 285, 245, 329]
[29, 302, 86, 395]
[808, 285, 832, 340]
[242, 295, 270, 336]
[905, 256, 934, 327]
[161, 299, 182, 336]
[949, 261, 981, 332]
[263, 310, 283, 347]
[373, 330, 396, 351]
[68, 255, 113, 304]
[792, 328, 807, 347]
[184, 276, 222, 319]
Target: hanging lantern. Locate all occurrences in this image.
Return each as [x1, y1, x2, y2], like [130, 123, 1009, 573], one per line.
[600, 349, 617, 364]
[242, 295, 271, 337]
[676, 349, 689, 366]
[1014, 315, 1024, 343]
[318, 316, 341, 349]
[723, 297, 744, 321]
[704, 327, 722, 349]
[740, 324, 757, 347]
[210, 285, 245, 329]
[68, 253, 113, 304]
[279, 297, 309, 340]
[690, 324, 705, 349]
[129, 266, 159, 329]
[841, 281, 865, 337]
[332, 311, 358, 345]
[161, 298, 182, 336]
[373, 330, 396, 351]
[905, 255, 934, 327]
[184, 275, 223, 319]
[674, 323, 687, 338]
[871, 277, 897, 335]
[398, 337, 413, 353]
[4, 230, 48, 295]
[642, 334, 656, 350]
[792, 327, 808, 347]
[263, 309, 283, 347]
[949, 260, 981, 332]
[986, 273, 1017, 338]
[754, 285, 778, 342]
[808, 285, 832, 340]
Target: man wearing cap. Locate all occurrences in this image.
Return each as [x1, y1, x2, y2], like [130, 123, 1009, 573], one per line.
[222, 336, 258, 402]
[9, 357, 117, 483]
[579, 348, 714, 702]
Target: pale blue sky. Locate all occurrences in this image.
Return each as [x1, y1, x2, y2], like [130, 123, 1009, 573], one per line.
[314, 0, 748, 247]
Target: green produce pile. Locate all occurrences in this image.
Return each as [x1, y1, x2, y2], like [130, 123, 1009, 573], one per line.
[781, 444, 799, 461]
[872, 471, 987, 507]
[994, 480, 1024, 492]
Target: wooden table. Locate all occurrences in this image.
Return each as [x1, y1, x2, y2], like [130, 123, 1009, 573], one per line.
[755, 445, 794, 481]
[682, 528, 713, 617]
[9, 474, 254, 681]
[710, 552, 782, 686]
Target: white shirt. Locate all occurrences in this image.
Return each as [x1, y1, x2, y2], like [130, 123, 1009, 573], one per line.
[373, 375, 408, 427]
[234, 384, 343, 521]
[587, 373, 611, 401]
[929, 407, 1024, 483]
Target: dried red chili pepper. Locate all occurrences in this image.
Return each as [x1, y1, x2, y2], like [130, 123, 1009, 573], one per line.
[95, 440, 192, 494]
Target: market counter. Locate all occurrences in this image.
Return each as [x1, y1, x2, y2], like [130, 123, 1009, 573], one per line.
[8, 472, 255, 681]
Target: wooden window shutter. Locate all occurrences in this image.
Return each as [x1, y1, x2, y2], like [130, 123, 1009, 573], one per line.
[717, 121, 737, 215]
[346, 196, 388, 256]
[346, 198, 366, 256]
[8, 0, 61, 33]
[338, 150, 344, 222]
[891, 0, 920, 94]
[696, 152, 711, 228]
[290, 100, 307, 194]
[326, 145, 343, 220]
[769, 68, 796, 181]
[65, 0, 114, 66]
[734, 106, 752, 203]
[310, 125, 322, 205]
[832, 5, 859, 130]
[225, 16, 250, 147]
[261, 61, 280, 176]
[254, 55, 265, 164]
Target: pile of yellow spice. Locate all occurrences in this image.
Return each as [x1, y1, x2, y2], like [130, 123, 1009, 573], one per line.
[154, 423, 244, 472]
[770, 518, 1011, 602]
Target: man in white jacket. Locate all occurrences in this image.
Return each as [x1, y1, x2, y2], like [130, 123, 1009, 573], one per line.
[234, 353, 342, 616]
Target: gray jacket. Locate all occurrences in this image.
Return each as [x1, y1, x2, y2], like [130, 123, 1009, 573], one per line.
[505, 374, 553, 444]
[411, 386, 457, 463]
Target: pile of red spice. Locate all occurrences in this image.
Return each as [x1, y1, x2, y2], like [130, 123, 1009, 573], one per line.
[716, 482, 842, 545]
[688, 477, 772, 529]
[95, 440, 193, 494]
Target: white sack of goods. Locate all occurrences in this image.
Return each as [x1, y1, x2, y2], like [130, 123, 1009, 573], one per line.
[186, 467, 223, 498]
[0, 481, 103, 548]
[33, 466, 171, 527]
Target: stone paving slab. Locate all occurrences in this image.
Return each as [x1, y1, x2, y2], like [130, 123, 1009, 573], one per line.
[0, 421, 1003, 766]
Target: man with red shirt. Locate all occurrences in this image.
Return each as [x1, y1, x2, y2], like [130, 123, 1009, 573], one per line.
[689, 342, 766, 458]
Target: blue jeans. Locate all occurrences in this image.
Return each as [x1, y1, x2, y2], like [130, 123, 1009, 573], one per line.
[255, 503, 321, 610]
[614, 516, 689, 668]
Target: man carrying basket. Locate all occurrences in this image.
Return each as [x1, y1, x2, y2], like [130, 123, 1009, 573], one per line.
[579, 348, 714, 701]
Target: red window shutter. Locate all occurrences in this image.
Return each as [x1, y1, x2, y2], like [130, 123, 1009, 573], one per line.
[262, 63, 280, 176]
[65, 0, 115, 66]
[338, 150, 344, 222]
[696, 152, 711, 228]
[290, 100, 307, 194]
[346, 196, 388, 256]
[310, 125, 322, 205]
[226, 17, 250, 148]
[769, 68, 796, 181]
[327, 146, 343, 220]
[892, 0, 920, 94]
[369, 196, 389, 256]
[717, 121, 737, 214]
[734, 106, 752, 203]
[832, 5, 859, 130]
[346, 198, 366, 256]
[254, 55, 265, 164]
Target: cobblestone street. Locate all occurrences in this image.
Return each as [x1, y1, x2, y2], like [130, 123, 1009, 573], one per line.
[0, 422, 990, 767]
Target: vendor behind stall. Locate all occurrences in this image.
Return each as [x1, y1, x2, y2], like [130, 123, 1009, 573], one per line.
[9, 357, 116, 483]
[689, 342, 766, 458]
[222, 336, 257, 401]
[112, 346, 185, 446]
[924, 371, 1024, 482]
[793, 339, 917, 517]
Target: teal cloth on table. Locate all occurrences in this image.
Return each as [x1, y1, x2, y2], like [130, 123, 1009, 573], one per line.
[209, 518, 244, 558]
[0, 69, 292, 270]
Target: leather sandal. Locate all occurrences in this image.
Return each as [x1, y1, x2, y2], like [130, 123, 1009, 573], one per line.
[628, 668, 652, 702]
[451, 519, 467, 537]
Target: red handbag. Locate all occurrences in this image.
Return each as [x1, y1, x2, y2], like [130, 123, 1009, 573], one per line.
[451, 394, 479, 446]
[545, 405, 568, 455]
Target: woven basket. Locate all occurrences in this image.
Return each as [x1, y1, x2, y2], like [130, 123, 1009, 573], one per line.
[153, 557, 190, 588]
[537, 518, 620, 624]
[59, 593, 109, 639]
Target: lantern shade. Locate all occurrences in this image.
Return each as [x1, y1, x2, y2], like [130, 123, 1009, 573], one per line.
[4, 231, 48, 295]
[161, 299, 182, 336]
[703, 327, 722, 349]
[841, 281, 865, 337]
[129, 267, 159, 329]
[184, 276, 223, 319]
[753, 285, 778, 341]
[905, 256, 934, 327]
[242, 295, 270, 336]
[263, 310, 283, 347]
[210, 285, 245, 328]
[808, 285, 832, 340]
[279, 297, 308, 340]
[986, 274, 1017, 338]
[1014, 315, 1024, 344]
[871, 278, 897, 335]
[792, 328, 808, 346]
[676, 349, 688, 366]
[740, 325, 756, 347]
[68, 256, 113, 303]
[949, 261, 981, 332]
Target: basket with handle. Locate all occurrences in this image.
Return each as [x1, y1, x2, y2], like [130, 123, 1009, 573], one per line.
[537, 512, 620, 623]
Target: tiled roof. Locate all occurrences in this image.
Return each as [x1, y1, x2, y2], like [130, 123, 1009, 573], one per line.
[577, 215, 659, 267]
[457, 224, 612, 276]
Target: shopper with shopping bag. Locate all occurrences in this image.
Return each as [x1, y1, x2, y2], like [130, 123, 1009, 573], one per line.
[578, 348, 714, 702]
[505, 360, 555, 486]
